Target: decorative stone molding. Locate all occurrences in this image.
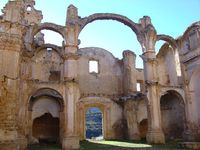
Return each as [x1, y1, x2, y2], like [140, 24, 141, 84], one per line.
[181, 48, 200, 63]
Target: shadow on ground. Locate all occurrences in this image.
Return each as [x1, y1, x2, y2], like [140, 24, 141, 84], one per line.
[28, 143, 61, 150]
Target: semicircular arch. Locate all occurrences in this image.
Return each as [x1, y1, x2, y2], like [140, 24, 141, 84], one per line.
[157, 34, 177, 49]
[159, 89, 185, 104]
[34, 44, 64, 59]
[33, 23, 65, 38]
[80, 13, 142, 37]
[29, 88, 64, 111]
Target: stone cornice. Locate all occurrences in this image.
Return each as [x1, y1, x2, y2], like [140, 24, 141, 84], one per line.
[80, 93, 121, 100]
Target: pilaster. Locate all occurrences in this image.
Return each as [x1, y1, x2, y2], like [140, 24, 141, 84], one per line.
[62, 4, 80, 150]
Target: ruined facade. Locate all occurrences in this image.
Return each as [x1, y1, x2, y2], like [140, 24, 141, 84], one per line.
[0, 0, 200, 149]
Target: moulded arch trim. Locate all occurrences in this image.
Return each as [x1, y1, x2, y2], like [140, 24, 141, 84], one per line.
[29, 88, 64, 112]
[80, 13, 142, 37]
[157, 34, 177, 49]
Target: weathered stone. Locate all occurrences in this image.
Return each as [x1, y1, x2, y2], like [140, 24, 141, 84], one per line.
[0, 0, 200, 149]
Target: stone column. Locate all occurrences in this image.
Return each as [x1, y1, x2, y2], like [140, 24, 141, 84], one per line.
[123, 50, 137, 94]
[62, 4, 80, 150]
[139, 16, 165, 144]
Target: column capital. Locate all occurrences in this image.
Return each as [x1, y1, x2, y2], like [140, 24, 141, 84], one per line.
[138, 17, 157, 53]
[145, 80, 158, 86]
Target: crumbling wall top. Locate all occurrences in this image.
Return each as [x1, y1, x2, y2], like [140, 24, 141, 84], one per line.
[1, 0, 42, 25]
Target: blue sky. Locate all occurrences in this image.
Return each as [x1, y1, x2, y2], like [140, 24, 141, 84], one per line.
[0, 0, 200, 68]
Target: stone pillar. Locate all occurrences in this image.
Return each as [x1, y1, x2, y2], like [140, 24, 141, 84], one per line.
[123, 50, 137, 94]
[124, 100, 140, 140]
[139, 16, 165, 144]
[62, 4, 80, 150]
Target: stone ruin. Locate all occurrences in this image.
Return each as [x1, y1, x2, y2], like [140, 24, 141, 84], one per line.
[0, 0, 200, 149]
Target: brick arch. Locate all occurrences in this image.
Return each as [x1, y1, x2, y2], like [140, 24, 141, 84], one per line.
[79, 13, 142, 37]
[29, 88, 64, 112]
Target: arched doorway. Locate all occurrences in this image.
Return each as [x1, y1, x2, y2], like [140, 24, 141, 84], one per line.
[28, 88, 64, 144]
[85, 107, 103, 139]
[160, 90, 185, 141]
[139, 119, 148, 139]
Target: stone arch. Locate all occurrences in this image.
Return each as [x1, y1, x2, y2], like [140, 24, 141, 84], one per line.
[160, 88, 185, 104]
[29, 88, 64, 111]
[28, 88, 64, 144]
[77, 97, 112, 140]
[24, 23, 65, 51]
[157, 34, 177, 49]
[33, 23, 65, 38]
[160, 90, 185, 140]
[79, 13, 142, 37]
[34, 44, 64, 59]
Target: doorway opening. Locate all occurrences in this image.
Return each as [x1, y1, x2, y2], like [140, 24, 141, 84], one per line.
[85, 107, 103, 139]
[139, 119, 148, 139]
[160, 91, 185, 141]
[32, 113, 59, 143]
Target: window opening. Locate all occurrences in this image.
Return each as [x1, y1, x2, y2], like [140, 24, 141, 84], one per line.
[89, 60, 99, 73]
[136, 82, 141, 92]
